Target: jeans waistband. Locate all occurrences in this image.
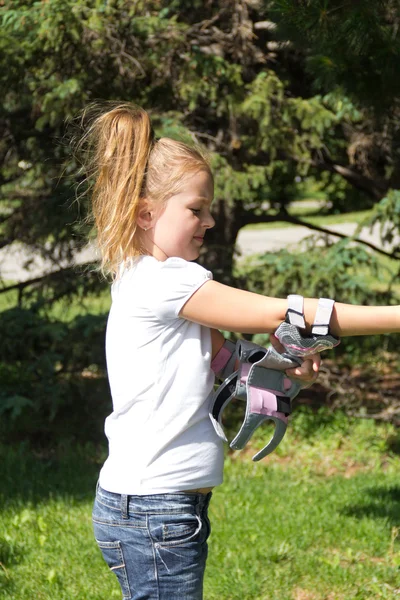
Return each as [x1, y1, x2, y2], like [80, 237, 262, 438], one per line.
[96, 483, 212, 514]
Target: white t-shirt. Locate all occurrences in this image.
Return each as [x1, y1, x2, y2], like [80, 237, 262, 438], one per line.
[99, 256, 224, 494]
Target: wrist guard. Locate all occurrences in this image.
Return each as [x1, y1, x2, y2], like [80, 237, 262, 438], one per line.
[274, 295, 340, 357]
[210, 340, 301, 461]
[209, 295, 340, 460]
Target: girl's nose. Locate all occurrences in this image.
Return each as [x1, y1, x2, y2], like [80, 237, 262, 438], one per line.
[204, 211, 215, 229]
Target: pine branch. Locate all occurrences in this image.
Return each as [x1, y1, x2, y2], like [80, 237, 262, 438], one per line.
[0, 264, 89, 295]
[284, 214, 399, 259]
[315, 160, 388, 200]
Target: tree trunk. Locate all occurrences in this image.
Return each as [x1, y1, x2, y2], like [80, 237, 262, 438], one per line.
[198, 199, 242, 284]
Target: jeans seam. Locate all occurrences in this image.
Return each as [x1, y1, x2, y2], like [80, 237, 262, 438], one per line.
[92, 517, 146, 529]
[96, 496, 121, 512]
[147, 514, 160, 600]
[154, 513, 203, 548]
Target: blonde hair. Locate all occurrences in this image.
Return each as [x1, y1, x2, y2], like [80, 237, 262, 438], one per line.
[77, 102, 212, 278]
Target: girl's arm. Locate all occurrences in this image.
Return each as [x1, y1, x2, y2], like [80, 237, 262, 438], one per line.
[182, 281, 400, 336]
[210, 328, 226, 359]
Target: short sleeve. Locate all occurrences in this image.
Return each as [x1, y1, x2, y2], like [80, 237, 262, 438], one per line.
[148, 258, 213, 320]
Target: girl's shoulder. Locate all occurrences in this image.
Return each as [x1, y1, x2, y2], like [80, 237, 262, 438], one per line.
[112, 255, 213, 319]
[126, 255, 211, 275]
[115, 256, 212, 288]
[158, 257, 213, 282]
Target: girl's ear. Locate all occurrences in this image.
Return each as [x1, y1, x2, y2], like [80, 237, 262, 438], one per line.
[137, 200, 153, 230]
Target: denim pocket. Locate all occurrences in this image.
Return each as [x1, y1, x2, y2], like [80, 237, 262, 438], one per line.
[96, 539, 132, 600]
[150, 512, 202, 548]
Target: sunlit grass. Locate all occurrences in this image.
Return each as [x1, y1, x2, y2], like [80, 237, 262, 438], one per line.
[49, 288, 110, 322]
[0, 283, 18, 311]
[1, 413, 400, 600]
[0, 281, 110, 321]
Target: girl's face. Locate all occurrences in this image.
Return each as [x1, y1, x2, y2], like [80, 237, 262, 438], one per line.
[147, 170, 215, 261]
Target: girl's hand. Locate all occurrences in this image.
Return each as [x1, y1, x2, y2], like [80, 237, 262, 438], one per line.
[269, 334, 321, 385]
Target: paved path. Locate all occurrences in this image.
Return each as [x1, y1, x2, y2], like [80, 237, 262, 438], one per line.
[0, 222, 398, 283]
[236, 222, 399, 256]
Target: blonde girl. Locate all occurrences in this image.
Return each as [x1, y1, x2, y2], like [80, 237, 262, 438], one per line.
[81, 103, 399, 600]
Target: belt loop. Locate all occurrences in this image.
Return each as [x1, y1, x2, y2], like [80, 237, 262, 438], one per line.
[120, 494, 129, 519]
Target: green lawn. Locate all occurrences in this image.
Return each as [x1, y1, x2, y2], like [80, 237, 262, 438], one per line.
[1, 413, 399, 600]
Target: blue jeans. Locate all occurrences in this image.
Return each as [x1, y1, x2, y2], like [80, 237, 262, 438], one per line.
[92, 484, 212, 600]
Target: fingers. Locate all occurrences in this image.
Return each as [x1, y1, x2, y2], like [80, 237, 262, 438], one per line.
[269, 334, 321, 384]
[285, 354, 321, 383]
[309, 352, 321, 373]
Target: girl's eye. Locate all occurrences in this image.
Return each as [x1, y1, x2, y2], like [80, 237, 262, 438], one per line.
[191, 209, 201, 215]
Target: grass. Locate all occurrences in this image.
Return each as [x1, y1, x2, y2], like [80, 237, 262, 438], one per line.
[50, 288, 111, 322]
[1, 412, 400, 600]
[0, 280, 111, 321]
[0, 284, 18, 312]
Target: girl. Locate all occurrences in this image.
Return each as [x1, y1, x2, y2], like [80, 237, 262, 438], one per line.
[81, 103, 399, 600]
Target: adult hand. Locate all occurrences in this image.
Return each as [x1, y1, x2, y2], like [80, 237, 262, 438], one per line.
[269, 334, 321, 386]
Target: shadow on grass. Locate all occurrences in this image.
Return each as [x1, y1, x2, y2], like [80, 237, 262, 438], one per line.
[0, 442, 104, 508]
[342, 485, 400, 528]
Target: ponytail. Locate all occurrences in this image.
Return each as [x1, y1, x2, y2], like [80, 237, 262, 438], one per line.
[79, 103, 154, 277]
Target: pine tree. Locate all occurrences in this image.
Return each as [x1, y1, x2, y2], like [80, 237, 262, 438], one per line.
[0, 0, 399, 441]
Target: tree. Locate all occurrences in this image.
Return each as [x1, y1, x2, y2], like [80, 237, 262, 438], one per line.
[0, 0, 399, 441]
[271, 0, 400, 240]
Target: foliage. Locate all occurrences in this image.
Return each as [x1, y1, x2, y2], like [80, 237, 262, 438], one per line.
[0, 306, 109, 443]
[236, 239, 395, 303]
[273, 0, 400, 113]
[272, 0, 400, 201]
[0, 1, 400, 441]
[1, 0, 395, 280]
[358, 189, 400, 253]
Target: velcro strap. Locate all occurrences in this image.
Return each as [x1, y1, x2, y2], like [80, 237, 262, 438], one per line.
[312, 297, 335, 336]
[276, 397, 291, 415]
[211, 339, 236, 380]
[247, 365, 297, 404]
[286, 294, 306, 329]
[237, 340, 300, 370]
